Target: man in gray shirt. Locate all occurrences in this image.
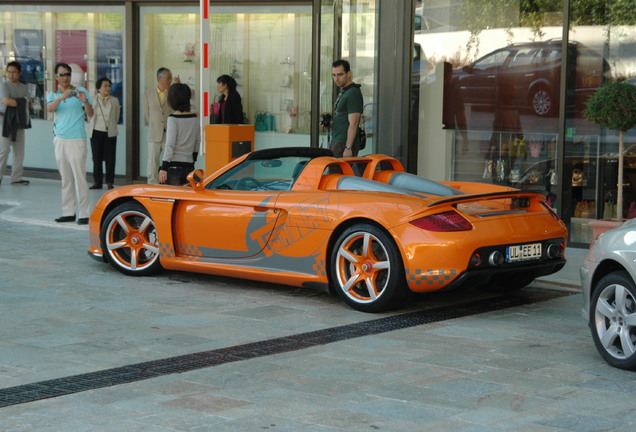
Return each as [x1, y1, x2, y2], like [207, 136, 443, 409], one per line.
[0, 60, 31, 185]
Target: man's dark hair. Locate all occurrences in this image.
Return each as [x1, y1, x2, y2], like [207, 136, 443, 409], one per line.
[54, 62, 71, 74]
[332, 59, 351, 73]
[96, 77, 112, 91]
[167, 83, 191, 112]
[6, 61, 22, 72]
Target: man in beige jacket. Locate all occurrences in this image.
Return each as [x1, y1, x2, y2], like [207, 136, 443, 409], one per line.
[142, 67, 178, 184]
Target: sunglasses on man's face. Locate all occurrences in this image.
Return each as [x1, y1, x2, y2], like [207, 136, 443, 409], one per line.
[57, 73, 72, 77]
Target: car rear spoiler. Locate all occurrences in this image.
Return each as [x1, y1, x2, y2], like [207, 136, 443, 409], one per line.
[427, 190, 544, 208]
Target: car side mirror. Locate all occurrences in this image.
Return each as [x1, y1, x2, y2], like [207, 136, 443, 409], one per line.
[187, 169, 205, 191]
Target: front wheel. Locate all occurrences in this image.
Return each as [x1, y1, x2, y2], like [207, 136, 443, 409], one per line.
[590, 271, 636, 370]
[101, 201, 162, 276]
[330, 224, 408, 312]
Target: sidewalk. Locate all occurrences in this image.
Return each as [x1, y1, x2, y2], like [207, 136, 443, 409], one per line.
[0, 176, 586, 290]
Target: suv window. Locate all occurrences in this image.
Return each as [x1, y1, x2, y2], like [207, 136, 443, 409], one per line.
[509, 47, 539, 67]
[473, 50, 511, 71]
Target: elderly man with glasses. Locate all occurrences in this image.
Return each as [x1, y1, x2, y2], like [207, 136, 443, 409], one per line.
[46, 62, 94, 225]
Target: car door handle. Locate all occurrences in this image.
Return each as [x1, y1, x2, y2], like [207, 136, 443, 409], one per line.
[254, 206, 270, 212]
[525, 73, 535, 77]
[487, 75, 496, 78]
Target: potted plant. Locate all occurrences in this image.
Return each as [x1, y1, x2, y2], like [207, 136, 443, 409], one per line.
[583, 80, 636, 236]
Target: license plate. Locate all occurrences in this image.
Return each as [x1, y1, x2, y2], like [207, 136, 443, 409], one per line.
[506, 243, 542, 262]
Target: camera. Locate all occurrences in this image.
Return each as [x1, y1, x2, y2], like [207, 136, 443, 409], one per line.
[320, 113, 332, 128]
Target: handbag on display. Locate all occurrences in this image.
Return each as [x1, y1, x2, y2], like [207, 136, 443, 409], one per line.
[509, 136, 526, 158]
[495, 159, 506, 182]
[604, 201, 617, 219]
[357, 113, 367, 150]
[357, 126, 367, 150]
[255, 111, 275, 132]
[581, 200, 595, 218]
[483, 159, 493, 179]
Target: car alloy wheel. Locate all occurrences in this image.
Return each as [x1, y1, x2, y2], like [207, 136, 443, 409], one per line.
[330, 223, 407, 312]
[101, 201, 162, 276]
[590, 271, 636, 370]
[531, 87, 553, 116]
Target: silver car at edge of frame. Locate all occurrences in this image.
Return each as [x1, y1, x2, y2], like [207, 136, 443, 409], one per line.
[580, 218, 636, 370]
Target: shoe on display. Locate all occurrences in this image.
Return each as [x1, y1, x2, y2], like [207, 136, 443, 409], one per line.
[77, 218, 89, 225]
[89, 184, 103, 190]
[11, 180, 30, 185]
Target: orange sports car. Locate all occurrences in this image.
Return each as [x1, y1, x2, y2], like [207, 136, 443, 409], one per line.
[88, 147, 567, 312]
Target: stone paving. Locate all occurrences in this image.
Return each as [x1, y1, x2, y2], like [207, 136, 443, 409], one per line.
[1, 178, 634, 432]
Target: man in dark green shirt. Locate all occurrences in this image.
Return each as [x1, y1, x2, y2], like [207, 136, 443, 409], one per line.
[329, 59, 363, 157]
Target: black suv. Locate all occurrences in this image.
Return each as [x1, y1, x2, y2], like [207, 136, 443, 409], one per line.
[452, 40, 609, 117]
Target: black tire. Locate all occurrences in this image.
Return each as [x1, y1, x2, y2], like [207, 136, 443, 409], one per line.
[329, 224, 408, 312]
[589, 271, 636, 370]
[101, 201, 162, 276]
[530, 86, 555, 117]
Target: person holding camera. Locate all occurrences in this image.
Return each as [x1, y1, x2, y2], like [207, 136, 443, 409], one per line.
[46, 62, 94, 225]
[325, 59, 363, 157]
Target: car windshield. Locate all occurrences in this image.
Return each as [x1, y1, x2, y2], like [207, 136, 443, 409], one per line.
[207, 156, 312, 191]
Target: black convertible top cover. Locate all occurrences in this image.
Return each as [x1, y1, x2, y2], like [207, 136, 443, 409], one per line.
[246, 146, 333, 160]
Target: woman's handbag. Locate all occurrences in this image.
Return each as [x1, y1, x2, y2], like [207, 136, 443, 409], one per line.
[209, 101, 221, 124]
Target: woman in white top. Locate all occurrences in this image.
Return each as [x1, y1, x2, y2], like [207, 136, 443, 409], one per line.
[88, 77, 121, 190]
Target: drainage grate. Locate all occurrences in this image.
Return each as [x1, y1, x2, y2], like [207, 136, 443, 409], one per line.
[0, 289, 572, 408]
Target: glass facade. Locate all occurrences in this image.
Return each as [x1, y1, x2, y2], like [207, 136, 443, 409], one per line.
[202, 1, 376, 153]
[0, 5, 125, 173]
[138, 6, 199, 179]
[418, 0, 636, 245]
[2, 1, 635, 245]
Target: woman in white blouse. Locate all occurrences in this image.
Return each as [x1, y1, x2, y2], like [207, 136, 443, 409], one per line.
[88, 77, 121, 190]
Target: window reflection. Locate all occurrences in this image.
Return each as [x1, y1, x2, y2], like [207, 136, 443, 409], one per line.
[416, 0, 636, 244]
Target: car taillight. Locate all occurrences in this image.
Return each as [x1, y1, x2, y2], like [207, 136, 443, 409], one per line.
[410, 210, 472, 232]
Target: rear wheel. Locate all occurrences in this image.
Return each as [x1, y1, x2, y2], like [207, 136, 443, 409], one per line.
[330, 224, 408, 312]
[590, 271, 636, 370]
[530, 86, 555, 116]
[101, 201, 162, 276]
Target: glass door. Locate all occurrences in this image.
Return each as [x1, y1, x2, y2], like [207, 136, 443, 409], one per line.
[139, 6, 200, 181]
[207, 4, 313, 150]
[320, 0, 377, 154]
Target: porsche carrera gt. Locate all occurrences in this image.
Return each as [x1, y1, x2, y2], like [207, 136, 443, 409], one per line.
[88, 147, 567, 312]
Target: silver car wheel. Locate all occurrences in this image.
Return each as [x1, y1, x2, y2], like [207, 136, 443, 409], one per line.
[532, 88, 552, 116]
[591, 272, 636, 369]
[101, 202, 162, 276]
[330, 223, 407, 312]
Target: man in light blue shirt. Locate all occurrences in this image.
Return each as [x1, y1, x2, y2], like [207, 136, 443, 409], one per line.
[46, 62, 94, 224]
